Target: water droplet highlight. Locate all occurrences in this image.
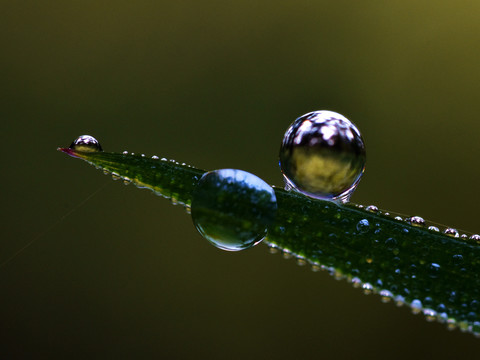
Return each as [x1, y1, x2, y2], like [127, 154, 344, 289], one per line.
[191, 169, 277, 251]
[279, 110, 366, 203]
[69, 135, 102, 152]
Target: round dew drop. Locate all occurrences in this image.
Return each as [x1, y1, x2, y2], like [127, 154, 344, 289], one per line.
[279, 111, 366, 203]
[69, 135, 103, 152]
[191, 169, 277, 251]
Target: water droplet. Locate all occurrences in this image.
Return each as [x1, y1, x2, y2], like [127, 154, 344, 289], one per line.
[411, 299, 423, 314]
[356, 219, 370, 234]
[152, 155, 159, 159]
[362, 283, 373, 295]
[394, 216, 403, 221]
[379, 290, 393, 303]
[366, 205, 378, 212]
[409, 216, 425, 226]
[279, 110, 366, 203]
[444, 228, 459, 237]
[395, 295, 405, 307]
[296, 257, 307, 266]
[191, 169, 277, 251]
[470, 234, 480, 241]
[429, 263, 441, 278]
[69, 135, 102, 152]
[384, 237, 397, 249]
[351, 277, 362, 288]
[122, 150, 128, 155]
[428, 226, 439, 232]
[423, 308, 437, 322]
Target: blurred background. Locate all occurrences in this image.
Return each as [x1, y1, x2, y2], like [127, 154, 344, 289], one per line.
[1, 1, 480, 358]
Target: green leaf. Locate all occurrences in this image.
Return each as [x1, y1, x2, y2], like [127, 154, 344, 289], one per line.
[58, 145, 480, 336]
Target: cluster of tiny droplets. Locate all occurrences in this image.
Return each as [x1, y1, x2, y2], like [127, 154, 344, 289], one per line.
[353, 203, 480, 243]
[265, 241, 480, 336]
[100, 150, 195, 212]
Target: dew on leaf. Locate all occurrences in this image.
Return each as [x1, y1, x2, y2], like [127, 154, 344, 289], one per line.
[356, 219, 370, 234]
[69, 135, 103, 152]
[279, 110, 366, 203]
[190, 169, 277, 251]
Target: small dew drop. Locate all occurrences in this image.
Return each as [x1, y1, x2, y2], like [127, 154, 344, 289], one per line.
[411, 299, 423, 315]
[470, 234, 480, 241]
[279, 110, 366, 203]
[122, 150, 128, 155]
[394, 216, 403, 221]
[356, 219, 370, 234]
[380, 290, 393, 303]
[409, 216, 425, 226]
[423, 309, 437, 322]
[444, 228, 459, 238]
[191, 169, 277, 251]
[366, 205, 378, 213]
[69, 135, 103, 152]
[362, 283, 373, 295]
[428, 226, 440, 232]
[429, 263, 441, 278]
[152, 155, 159, 160]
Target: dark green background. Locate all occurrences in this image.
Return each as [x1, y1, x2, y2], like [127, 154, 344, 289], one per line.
[2, 1, 480, 358]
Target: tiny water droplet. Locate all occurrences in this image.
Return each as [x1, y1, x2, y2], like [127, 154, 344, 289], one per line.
[362, 283, 373, 295]
[356, 219, 370, 234]
[69, 135, 102, 152]
[191, 169, 277, 251]
[380, 290, 393, 303]
[429, 263, 441, 278]
[409, 216, 425, 226]
[411, 299, 423, 314]
[428, 226, 439, 232]
[279, 111, 366, 203]
[296, 257, 306, 266]
[366, 205, 378, 212]
[444, 228, 459, 237]
[423, 309, 437, 322]
[394, 216, 403, 221]
[470, 234, 480, 241]
[152, 155, 159, 159]
[122, 150, 128, 155]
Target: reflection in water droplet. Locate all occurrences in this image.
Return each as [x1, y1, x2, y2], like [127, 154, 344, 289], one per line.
[470, 234, 480, 241]
[428, 226, 439, 232]
[356, 219, 370, 234]
[69, 135, 103, 152]
[191, 169, 277, 251]
[365, 205, 378, 212]
[279, 111, 366, 203]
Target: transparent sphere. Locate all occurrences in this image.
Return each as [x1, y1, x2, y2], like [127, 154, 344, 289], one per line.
[279, 111, 366, 202]
[69, 135, 103, 152]
[191, 169, 277, 251]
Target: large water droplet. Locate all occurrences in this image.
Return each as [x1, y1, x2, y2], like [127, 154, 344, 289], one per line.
[69, 135, 103, 152]
[191, 169, 277, 251]
[279, 111, 366, 203]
